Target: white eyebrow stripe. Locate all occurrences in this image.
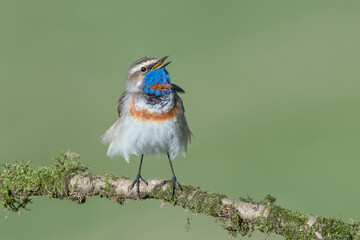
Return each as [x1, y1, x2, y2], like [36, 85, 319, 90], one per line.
[129, 65, 141, 75]
[128, 60, 158, 75]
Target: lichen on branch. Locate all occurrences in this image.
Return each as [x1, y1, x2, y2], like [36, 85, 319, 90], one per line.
[0, 152, 359, 239]
[0, 152, 87, 211]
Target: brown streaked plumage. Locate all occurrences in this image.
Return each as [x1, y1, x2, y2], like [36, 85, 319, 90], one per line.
[117, 92, 127, 117]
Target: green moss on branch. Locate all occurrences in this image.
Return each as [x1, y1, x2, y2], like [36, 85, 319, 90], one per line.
[0, 152, 88, 211]
[1, 152, 359, 239]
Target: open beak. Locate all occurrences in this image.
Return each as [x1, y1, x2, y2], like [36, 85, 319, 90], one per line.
[150, 56, 172, 70]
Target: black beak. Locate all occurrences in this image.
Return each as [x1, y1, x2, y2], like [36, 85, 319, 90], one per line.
[161, 61, 172, 68]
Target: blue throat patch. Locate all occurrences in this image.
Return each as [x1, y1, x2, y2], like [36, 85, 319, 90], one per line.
[142, 68, 172, 96]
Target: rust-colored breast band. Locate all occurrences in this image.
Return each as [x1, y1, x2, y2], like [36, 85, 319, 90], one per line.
[148, 83, 172, 91]
[129, 103, 179, 123]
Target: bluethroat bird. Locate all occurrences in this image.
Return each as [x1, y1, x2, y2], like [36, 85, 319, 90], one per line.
[102, 56, 192, 196]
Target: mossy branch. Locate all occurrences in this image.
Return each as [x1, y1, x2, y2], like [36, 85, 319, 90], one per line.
[0, 152, 359, 239]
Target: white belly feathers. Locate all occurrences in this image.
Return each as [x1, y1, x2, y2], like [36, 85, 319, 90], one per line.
[102, 94, 191, 162]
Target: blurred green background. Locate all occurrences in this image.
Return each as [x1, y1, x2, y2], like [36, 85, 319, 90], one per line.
[1, 0, 360, 239]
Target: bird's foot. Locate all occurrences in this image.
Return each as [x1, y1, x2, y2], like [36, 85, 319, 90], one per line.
[129, 174, 148, 195]
[161, 176, 183, 197]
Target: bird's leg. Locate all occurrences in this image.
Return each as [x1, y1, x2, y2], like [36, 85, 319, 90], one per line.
[162, 153, 183, 197]
[130, 154, 148, 195]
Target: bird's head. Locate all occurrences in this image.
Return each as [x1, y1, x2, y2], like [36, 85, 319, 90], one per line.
[125, 56, 172, 95]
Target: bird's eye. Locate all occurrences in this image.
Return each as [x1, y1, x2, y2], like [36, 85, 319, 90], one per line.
[140, 67, 147, 73]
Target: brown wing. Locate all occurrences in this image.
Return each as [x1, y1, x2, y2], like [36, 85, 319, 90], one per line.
[117, 92, 127, 117]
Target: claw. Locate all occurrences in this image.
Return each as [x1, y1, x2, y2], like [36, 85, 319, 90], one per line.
[161, 176, 182, 197]
[130, 174, 148, 195]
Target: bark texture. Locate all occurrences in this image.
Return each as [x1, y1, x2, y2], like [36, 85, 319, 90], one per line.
[0, 152, 359, 239]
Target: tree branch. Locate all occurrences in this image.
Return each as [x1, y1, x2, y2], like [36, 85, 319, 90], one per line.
[0, 152, 359, 239]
